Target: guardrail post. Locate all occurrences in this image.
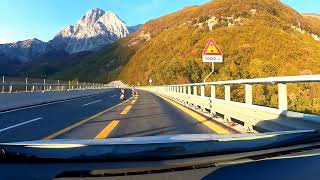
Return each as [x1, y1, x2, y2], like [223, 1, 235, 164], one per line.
[210, 85, 216, 115]
[245, 84, 253, 105]
[278, 83, 288, 111]
[43, 79, 46, 92]
[201, 86, 205, 97]
[225, 85, 231, 101]
[32, 86, 35, 92]
[200, 85, 206, 112]
[25, 77, 28, 92]
[183, 86, 187, 94]
[211, 85, 216, 99]
[187, 86, 192, 106]
[57, 80, 60, 91]
[193, 86, 197, 96]
[224, 85, 232, 122]
[9, 85, 12, 93]
[2, 76, 4, 93]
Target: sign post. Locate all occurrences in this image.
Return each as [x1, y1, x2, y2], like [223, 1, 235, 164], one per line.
[149, 78, 153, 86]
[202, 38, 223, 82]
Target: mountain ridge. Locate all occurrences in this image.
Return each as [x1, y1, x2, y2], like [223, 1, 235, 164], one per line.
[0, 8, 141, 70]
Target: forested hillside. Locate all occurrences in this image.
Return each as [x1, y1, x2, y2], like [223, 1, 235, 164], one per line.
[117, 0, 320, 114]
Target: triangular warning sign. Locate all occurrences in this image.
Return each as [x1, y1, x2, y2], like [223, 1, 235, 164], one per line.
[202, 38, 223, 56]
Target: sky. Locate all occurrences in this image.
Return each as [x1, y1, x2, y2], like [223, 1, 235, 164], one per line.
[0, 0, 319, 44]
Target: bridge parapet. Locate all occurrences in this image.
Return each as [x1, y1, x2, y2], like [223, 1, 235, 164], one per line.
[0, 76, 112, 93]
[140, 75, 320, 132]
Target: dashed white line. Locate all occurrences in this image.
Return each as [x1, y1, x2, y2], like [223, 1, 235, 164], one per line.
[110, 95, 116, 97]
[82, 100, 102, 107]
[0, 117, 43, 133]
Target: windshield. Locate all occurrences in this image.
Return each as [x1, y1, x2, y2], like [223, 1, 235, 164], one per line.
[0, 0, 320, 179]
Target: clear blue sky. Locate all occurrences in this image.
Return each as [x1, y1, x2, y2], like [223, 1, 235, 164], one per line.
[0, 0, 319, 43]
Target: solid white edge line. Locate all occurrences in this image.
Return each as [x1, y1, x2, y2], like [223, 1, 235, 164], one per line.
[82, 100, 102, 107]
[0, 117, 43, 133]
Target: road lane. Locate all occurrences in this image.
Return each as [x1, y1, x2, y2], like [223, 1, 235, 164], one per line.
[0, 89, 230, 143]
[0, 88, 131, 142]
[109, 92, 217, 138]
[55, 91, 218, 139]
[43, 97, 133, 140]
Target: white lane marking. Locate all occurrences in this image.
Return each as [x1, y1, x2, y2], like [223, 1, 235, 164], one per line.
[0, 117, 43, 133]
[110, 95, 116, 97]
[82, 100, 102, 107]
[0, 90, 114, 115]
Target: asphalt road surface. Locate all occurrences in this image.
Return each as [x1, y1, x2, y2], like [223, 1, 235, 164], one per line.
[0, 89, 217, 143]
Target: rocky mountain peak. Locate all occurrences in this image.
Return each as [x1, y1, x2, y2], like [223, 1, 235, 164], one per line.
[51, 8, 130, 54]
[78, 8, 105, 26]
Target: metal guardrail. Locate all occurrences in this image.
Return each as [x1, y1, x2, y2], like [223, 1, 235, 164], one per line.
[0, 76, 110, 93]
[140, 75, 320, 132]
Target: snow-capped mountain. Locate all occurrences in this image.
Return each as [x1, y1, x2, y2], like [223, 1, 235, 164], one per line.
[49, 8, 130, 54]
[0, 8, 140, 64]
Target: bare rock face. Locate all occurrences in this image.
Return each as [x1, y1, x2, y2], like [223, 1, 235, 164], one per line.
[49, 8, 130, 54]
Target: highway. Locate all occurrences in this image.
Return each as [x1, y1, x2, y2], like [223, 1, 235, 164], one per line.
[0, 89, 220, 143]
